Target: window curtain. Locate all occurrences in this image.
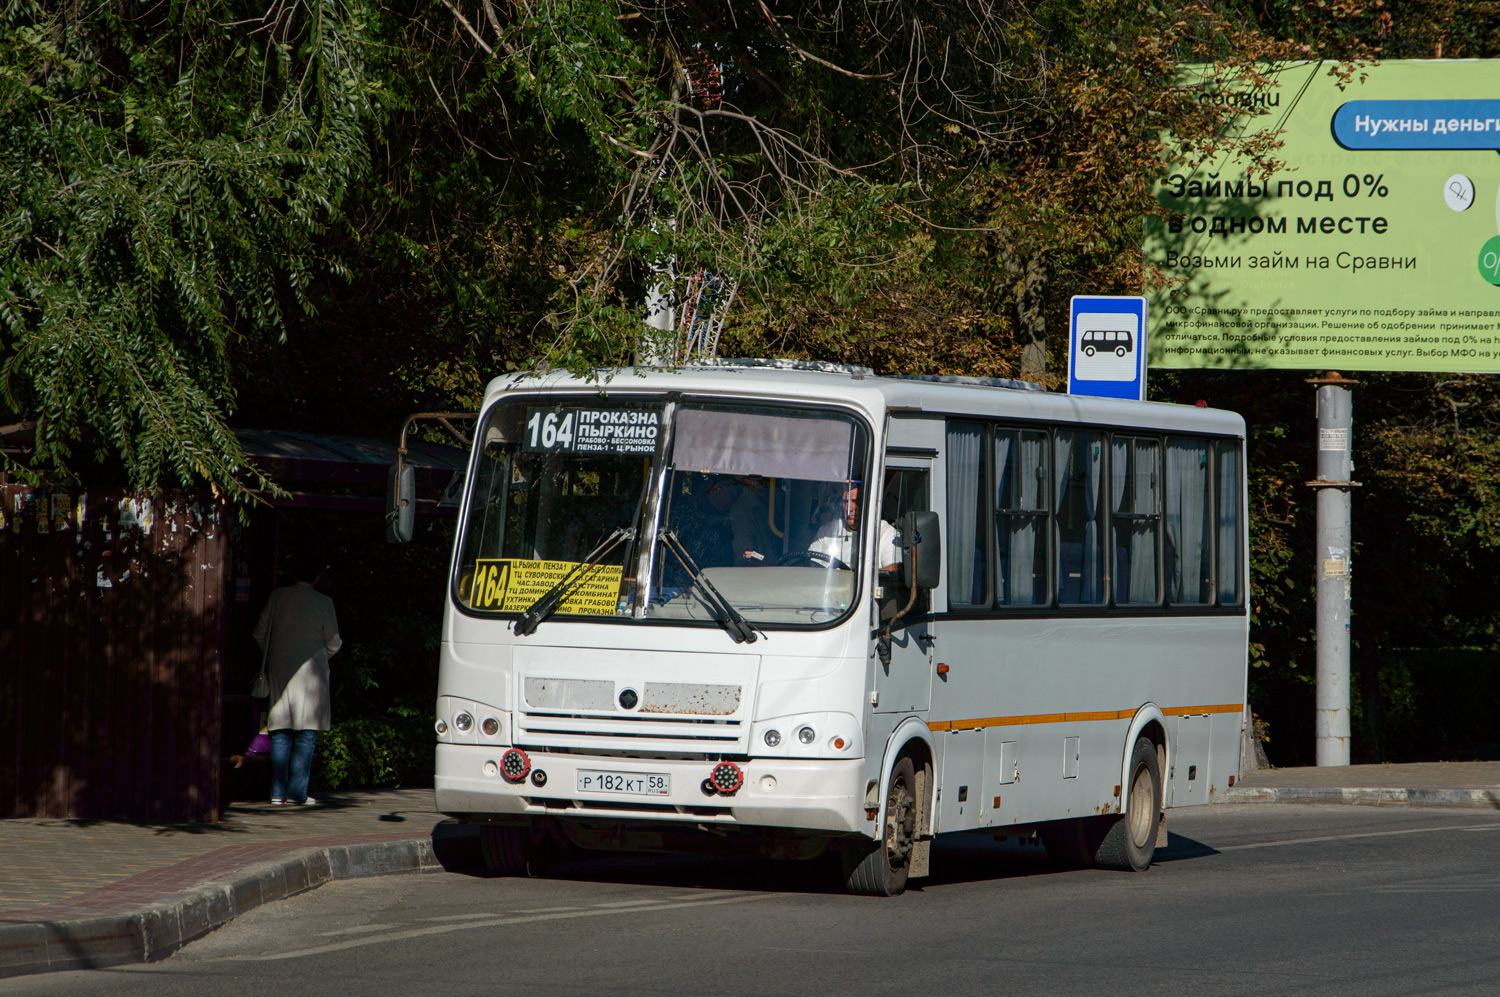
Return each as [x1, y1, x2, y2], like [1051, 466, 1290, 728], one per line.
[1112, 439, 1159, 605]
[995, 431, 1015, 604]
[673, 407, 856, 481]
[1055, 431, 1103, 604]
[1053, 433, 1073, 602]
[1166, 438, 1210, 603]
[1083, 434, 1102, 603]
[1216, 443, 1242, 604]
[946, 422, 984, 607]
[1007, 431, 1046, 605]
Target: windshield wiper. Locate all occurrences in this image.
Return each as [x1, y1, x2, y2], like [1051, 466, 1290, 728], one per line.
[659, 529, 758, 644]
[513, 527, 634, 636]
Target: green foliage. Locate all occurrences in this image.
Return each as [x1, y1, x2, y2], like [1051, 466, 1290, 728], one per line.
[1359, 649, 1500, 761]
[323, 513, 452, 720]
[7, 1, 1500, 767]
[317, 714, 435, 791]
[1, 0, 379, 496]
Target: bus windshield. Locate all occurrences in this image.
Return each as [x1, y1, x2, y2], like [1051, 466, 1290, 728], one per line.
[453, 397, 874, 628]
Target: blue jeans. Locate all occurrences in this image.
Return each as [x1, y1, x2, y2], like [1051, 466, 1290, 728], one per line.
[270, 729, 318, 802]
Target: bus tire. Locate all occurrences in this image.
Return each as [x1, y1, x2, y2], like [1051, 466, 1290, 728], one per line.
[843, 756, 916, 896]
[480, 824, 544, 877]
[1094, 736, 1162, 872]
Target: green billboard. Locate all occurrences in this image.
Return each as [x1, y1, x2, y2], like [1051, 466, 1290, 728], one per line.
[1146, 60, 1500, 372]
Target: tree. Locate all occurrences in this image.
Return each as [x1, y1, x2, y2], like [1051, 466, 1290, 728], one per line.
[1, 0, 379, 497]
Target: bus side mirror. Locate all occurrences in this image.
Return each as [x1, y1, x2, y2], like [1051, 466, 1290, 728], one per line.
[386, 462, 415, 543]
[898, 510, 941, 591]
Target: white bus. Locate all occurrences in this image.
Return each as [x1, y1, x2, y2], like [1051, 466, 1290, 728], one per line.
[430, 360, 1248, 895]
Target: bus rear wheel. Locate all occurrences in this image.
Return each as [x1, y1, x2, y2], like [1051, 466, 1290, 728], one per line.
[1094, 736, 1162, 872]
[480, 823, 546, 877]
[843, 756, 916, 896]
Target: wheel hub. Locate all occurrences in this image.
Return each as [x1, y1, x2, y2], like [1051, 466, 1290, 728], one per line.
[1128, 767, 1154, 847]
[885, 781, 916, 865]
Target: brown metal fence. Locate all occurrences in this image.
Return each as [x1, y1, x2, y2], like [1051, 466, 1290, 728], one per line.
[0, 487, 227, 821]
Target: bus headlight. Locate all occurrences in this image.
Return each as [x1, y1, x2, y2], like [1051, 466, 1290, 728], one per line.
[455, 712, 474, 732]
[434, 719, 448, 735]
[751, 713, 861, 758]
[481, 717, 499, 736]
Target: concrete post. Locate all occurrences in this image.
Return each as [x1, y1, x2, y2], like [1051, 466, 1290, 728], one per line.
[1309, 372, 1358, 766]
[639, 273, 677, 367]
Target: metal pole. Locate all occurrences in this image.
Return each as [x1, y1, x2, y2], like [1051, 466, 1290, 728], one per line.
[1308, 372, 1358, 766]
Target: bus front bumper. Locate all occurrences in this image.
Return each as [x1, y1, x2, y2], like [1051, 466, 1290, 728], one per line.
[435, 743, 870, 836]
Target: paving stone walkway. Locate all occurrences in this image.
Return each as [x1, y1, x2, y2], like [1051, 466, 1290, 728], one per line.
[0, 789, 441, 920]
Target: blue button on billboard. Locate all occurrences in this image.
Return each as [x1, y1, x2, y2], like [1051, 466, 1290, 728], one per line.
[1068, 295, 1147, 401]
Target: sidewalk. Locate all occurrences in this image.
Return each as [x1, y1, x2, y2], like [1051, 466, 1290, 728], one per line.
[1219, 760, 1500, 808]
[3, 762, 1499, 979]
[0, 789, 480, 979]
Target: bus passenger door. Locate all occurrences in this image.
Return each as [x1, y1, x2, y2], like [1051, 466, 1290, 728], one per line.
[873, 460, 932, 715]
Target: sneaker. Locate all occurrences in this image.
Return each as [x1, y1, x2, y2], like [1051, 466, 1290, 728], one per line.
[269, 798, 285, 806]
[294, 797, 319, 806]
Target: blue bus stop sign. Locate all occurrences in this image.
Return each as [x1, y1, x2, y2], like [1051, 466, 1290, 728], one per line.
[1068, 295, 1147, 401]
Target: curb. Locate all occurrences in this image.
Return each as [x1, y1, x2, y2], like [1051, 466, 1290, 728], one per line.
[1216, 786, 1500, 808]
[0, 837, 449, 979]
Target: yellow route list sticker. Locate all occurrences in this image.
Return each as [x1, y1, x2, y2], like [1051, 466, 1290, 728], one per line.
[470, 559, 623, 615]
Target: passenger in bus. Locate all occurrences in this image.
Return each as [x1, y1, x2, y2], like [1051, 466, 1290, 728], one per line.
[670, 474, 735, 569]
[808, 481, 898, 570]
[729, 475, 775, 565]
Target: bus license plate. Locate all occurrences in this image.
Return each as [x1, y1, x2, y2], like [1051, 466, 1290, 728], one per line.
[577, 770, 671, 796]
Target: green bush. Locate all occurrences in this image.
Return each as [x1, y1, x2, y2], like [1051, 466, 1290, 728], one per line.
[1363, 649, 1500, 761]
[316, 716, 435, 792]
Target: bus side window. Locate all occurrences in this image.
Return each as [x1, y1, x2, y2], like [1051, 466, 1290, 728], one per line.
[1215, 442, 1244, 606]
[995, 428, 1049, 606]
[1165, 437, 1212, 604]
[1055, 431, 1105, 605]
[1112, 436, 1161, 606]
[946, 422, 989, 609]
[880, 464, 931, 620]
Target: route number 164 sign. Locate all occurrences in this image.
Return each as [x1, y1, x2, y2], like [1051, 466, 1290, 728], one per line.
[523, 405, 662, 456]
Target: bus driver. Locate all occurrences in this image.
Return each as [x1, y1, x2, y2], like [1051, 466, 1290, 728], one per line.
[808, 481, 899, 570]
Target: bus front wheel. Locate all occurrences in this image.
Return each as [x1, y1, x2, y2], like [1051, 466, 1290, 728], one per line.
[480, 823, 546, 878]
[843, 756, 917, 896]
[1094, 736, 1162, 872]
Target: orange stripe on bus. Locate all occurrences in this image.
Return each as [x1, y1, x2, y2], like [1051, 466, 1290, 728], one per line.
[927, 703, 1241, 732]
[1161, 703, 1243, 716]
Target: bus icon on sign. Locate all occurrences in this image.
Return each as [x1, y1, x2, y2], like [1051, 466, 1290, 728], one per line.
[1081, 328, 1133, 358]
[1073, 312, 1139, 381]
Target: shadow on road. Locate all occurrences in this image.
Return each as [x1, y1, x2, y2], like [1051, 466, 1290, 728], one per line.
[429, 821, 1221, 894]
[1152, 831, 1221, 863]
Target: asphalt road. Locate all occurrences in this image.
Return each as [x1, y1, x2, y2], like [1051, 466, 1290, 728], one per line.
[7, 804, 1500, 996]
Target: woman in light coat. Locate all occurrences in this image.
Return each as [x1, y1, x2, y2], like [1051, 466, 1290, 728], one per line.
[253, 549, 341, 805]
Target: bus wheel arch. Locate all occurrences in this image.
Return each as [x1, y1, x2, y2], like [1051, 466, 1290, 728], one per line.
[1089, 709, 1168, 872]
[1094, 735, 1163, 871]
[1120, 706, 1168, 810]
[898, 737, 934, 878]
[845, 724, 934, 896]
